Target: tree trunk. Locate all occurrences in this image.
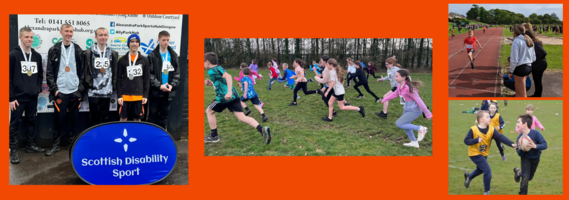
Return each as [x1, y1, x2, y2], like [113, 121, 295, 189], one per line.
[418, 38, 424, 69]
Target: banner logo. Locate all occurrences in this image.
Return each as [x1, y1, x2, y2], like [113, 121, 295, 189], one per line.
[141, 39, 156, 54]
[110, 22, 116, 27]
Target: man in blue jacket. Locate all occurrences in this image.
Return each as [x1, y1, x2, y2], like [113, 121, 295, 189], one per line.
[513, 114, 547, 195]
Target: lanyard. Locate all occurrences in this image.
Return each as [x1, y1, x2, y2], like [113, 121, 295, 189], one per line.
[61, 42, 73, 67]
[19, 45, 32, 70]
[95, 44, 106, 67]
[128, 51, 139, 68]
[161, 50, 169, 62]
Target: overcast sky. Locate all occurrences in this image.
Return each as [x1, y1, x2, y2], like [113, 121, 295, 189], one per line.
[449, 4, 563, 19]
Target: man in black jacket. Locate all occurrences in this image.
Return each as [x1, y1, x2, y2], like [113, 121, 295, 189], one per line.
[147, 31, 180, 130]
[45, 24, 84, 156]
[9, 27, 45, 164]
[83, 27, 118, 125]
[117, 34, 150, 122]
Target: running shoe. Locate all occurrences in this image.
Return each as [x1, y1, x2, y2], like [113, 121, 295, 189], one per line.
[403, 141, 419, 148]
[464, 172, 471, 188]
[357, 95, 364, 99]
[288, 102, 297, 106]
[417, 126, 428, 142]
[322, 117, 333, 122]
[502, 155, 507, 161]
[375, 111, 387, 119]
[262, 115, 268, 122]
[261, 127, 271, 145]
[358, 106, 365, 118]
[376, 98, 382, 103]
[514, 167, 521, 182]
[244, 109, 251, 116]
[204, 134, 220, 143]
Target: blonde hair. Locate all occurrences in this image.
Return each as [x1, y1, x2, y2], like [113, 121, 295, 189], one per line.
[327, 59, 345, 83]
[282, 63, 289, 69]
[526, 104, 534, 110]
[514, 24, 534, 48]
[476, 110, 489, 122]
[386, 57, 401, 68]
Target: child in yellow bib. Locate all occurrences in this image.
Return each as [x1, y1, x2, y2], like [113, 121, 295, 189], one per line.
[464, 110, 516, 195]
[475, 103, 507, 160]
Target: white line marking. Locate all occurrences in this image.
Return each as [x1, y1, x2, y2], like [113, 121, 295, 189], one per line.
[448, 147, 563, 163]
[449, 86, 496, 93]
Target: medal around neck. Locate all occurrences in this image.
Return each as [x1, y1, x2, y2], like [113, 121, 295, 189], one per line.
[27, 70, 32, 76]
[70, 122, 177, 185]
[62, 43, 73, 73]
[20, 45, 33, 76]
[128, 52, 139, 80]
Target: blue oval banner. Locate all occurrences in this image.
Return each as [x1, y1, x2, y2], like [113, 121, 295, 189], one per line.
[71, 122, 177, 185]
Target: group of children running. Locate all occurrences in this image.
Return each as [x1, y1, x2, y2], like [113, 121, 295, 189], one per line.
[463, 101, 547, 195]
[204, 52, 432, 149]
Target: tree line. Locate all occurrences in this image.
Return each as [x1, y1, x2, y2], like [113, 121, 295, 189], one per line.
[464, 4, 562, 25]
[204, 38, 432, 71]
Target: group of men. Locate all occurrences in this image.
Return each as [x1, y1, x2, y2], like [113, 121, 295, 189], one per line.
[9, 24, 181, 164]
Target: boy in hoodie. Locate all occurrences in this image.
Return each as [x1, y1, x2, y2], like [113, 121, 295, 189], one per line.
[9, 27, 45, 163]
[46, 24, 84, 156]
[117, 34, 150, 122]
[513, 114, 547, 195]
[83, 27, 118, 126]
[148, 31, 180, 130]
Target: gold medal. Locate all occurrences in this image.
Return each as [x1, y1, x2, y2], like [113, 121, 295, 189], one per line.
[65, 66, 70, 72]
[100, 68, 106, 73]
[163, 69, 168, 75]
[27, 70, 32, 76]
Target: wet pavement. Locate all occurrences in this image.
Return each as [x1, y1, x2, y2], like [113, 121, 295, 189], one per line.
[9, 140, 188, 185]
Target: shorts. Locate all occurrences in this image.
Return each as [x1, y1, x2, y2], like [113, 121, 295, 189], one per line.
[513, 64, 532, 77]
[120, 101, 144, 119]
[286, 83, 295, 90]
[467, 49, 475, 53]
[333, 94, 345, 101]
[241, 96, 261, 105]
[208, 98, 243, 113]
[391, 86, 397, 92]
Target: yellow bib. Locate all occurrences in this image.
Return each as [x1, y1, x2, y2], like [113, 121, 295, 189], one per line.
[490, 113, 503, 134]
[468, 125, 494, 157]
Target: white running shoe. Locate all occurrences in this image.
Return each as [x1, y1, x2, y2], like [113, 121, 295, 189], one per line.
[403, 141, 419, 148]
[417, 126, 428, 142]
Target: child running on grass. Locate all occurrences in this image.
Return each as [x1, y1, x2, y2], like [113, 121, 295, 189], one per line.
[462, 30, 484, 69]
[289, 59, 317, 106]
[515, 104, 545, 133]
[380, 69, 431, 148]
[376, 56, 401, 119]
[235, 62, 262, 84]
[272, 58, 284, 83]
[463, 110, 516, 195]
[204, 52, 271, 144]
[367, 61, 378, 79]
[475, 103, 507, 161]
[352, 62, 381, 102]
[322, 58, 365, 122]
[266, 62, 278, 90]
[237, 67, 268, 122]
[513, 114, 547, 195]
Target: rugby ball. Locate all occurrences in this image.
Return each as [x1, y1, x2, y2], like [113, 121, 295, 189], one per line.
[518, 135, 533, 152]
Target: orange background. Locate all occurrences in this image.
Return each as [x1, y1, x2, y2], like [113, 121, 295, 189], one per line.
[1, 0, 567, 199]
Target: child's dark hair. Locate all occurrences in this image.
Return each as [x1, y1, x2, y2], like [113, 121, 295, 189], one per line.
[251, 59, 256, 64]
[396, 69, 423, 93]
[354, 62, 362, 67]
[489, 103, 499, 113]
[294, 58, 305, 68]
[242, 67, 251, 76]
[204, 52, 218, 65]
[267, 62, 272, 66]
[272, 58, 278, 63]
[321, 55, 330, 62]
[240, 62, 248, 69]
[518, 114, 533, 129]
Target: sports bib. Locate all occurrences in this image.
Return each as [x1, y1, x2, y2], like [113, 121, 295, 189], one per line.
[466, 44, 473, 49]
[162, 61, 174, 75]
[128, 65, 143, 78]
[94, 57, 110, 69]
[21, 61, 38, 75]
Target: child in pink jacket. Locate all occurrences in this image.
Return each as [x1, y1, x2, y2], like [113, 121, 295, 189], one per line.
[235, 63, 262, 84]
[381, 69, 432, 148]
[516, 104, 545, 133]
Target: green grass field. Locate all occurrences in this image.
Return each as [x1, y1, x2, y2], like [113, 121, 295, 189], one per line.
[503, 27, 562, 38]
[203, 69, 433, 156]
[499, 41, 563, 71]
[448, 100, 563, 195]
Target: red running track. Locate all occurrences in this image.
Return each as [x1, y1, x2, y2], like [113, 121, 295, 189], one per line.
[448, 28, 503, 97]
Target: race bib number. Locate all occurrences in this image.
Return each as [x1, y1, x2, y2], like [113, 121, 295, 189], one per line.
[466, 44, 473, 49]
[478, 144, 488, 153]
[162, 61, 174, 72]
[128, 65, 143, 77]
[94, 58, 110, 69]
[21, 61, 38, 74]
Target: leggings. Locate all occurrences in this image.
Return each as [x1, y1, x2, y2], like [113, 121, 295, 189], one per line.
[367, 72, 378, 79]
[293, 82, 316, 102]
[531, 60, 547, 97]
[354, 82, 379, 99]
[395, 110, 422, 141]
[469, 155, 492, 192]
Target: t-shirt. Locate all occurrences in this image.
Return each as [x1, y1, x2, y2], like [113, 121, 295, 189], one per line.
[464, 36, 477, 50]
[240, 76, 257, 99]
[160, 51, 170, 85]
[329, 69, 345, 95]
[208, 66, 239, 103]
